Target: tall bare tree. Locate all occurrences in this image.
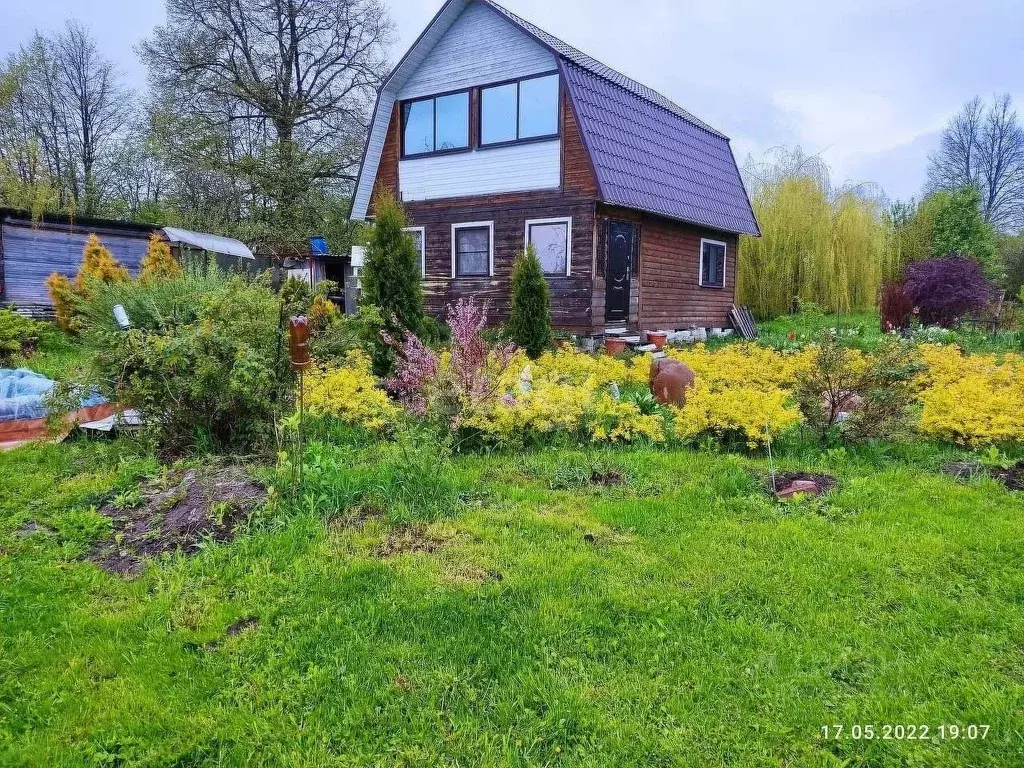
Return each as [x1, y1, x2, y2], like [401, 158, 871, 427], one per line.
[53, 20, 129, 213]
[0, 23, 130, 214]
[140, 0, 392, 244]
[926, 94, 1024, 232]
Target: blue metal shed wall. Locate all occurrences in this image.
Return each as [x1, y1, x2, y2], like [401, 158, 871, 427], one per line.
[1, 223, 150, 304]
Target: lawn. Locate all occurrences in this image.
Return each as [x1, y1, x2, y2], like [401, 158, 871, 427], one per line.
[2, 434, 1023, 766]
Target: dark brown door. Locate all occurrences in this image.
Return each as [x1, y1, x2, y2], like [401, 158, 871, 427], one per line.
[605, 221, 635, 322]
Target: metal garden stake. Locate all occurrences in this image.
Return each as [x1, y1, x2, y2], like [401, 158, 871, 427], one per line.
[289, 316, 311, 488]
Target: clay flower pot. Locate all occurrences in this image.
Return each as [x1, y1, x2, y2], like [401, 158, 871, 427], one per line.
[604, 337, 627, 356]
[648, 331, 668, 350]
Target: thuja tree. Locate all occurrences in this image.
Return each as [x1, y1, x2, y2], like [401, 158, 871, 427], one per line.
[903, 256, 991, 327]
[139, 233, 183, 283]
[508, 244, 552, 359]
[47, 233, 129, 332]
[361, 192, 424, 375]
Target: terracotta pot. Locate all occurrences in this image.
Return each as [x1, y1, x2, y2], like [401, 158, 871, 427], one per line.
[648, 332, 668, 350]
[604, 337, 627, 356]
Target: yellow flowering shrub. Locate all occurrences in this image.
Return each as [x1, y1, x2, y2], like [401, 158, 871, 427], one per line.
[461, 377, 593, 440]
[916, 344, 1024, 446]
[670, 383, 802, 447]
[530, 347, 650, 387]
[666, 343, 814, 392]
[589, 394, 665, 443]
[662, 344, 808, 445]
[304, 351, 401, 432]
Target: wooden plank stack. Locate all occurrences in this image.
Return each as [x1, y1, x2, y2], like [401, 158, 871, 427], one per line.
[729, 305, 758, 340]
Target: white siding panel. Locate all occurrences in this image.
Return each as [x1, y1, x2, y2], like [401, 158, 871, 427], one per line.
[399, 3, 555, 100]
[351, 91, 396, 220]
[399, 139, 561, 201]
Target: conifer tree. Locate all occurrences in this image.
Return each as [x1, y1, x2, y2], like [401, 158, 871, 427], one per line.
[139, 233, 183, 283]
[508, 244, 552, 359]
[75, 233, 129, 290]
[361, 191, 424, 374]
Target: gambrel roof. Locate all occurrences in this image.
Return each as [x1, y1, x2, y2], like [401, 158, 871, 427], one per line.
[351, 0, 759, 236]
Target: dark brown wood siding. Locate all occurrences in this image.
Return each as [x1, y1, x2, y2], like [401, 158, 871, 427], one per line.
[407, 192, 594, 333]
[371, 81, 599, 333]
[370, 103, 401, 210]
[596, 204, 738, 331]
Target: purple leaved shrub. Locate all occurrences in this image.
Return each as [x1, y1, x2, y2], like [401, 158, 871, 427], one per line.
[902, 256, 991, 328]
[879, 283, 914, 333]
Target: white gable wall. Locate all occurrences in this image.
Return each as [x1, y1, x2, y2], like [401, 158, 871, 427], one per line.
[399, 3, 555, 99]
[397, 2, 560, 204]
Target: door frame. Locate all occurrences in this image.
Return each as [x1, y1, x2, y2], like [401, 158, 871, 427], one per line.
[604, 219, 638, 324]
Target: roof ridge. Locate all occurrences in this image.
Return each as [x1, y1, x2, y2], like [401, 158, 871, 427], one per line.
[478, 0, 727, 139]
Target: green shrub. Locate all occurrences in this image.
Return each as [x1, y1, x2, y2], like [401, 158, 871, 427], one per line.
[507, 244, 552, 359]
[81, 269, 293, 454]
[360, 192, 424, 375]
[794, 330, 923, 444]
[0, 308, 41, 365]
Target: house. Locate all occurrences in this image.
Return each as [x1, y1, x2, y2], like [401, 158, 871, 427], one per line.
[350, 0, 759, 336]
[0, 209, 253, 317]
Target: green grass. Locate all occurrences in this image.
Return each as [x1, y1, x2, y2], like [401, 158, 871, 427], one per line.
[2, 436, 1023, 766]
[8, 324, 92, 380]
[748, 310, 1022, 354]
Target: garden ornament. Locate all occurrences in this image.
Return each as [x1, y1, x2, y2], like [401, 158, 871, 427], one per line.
[649, 357, 695, 406]
[288, 316, 311, 371]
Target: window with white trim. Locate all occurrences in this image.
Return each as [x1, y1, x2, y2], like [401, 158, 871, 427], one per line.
[452, 222, 493, 277]
[525, 217, 572, 276]
[404, 226, 425, 276]
[699, 238, 726, 288]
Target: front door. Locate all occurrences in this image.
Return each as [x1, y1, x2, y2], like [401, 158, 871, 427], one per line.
[605, 221, 635, 323]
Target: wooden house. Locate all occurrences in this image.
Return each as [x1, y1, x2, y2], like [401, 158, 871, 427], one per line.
[350, 0, 760, 335]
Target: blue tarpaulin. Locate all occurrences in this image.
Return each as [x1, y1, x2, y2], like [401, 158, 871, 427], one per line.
[0, 369, 105, 421]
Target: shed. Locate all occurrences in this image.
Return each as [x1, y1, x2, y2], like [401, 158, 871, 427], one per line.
[0, 211, 257, 317]
[0, 209, 154, 314]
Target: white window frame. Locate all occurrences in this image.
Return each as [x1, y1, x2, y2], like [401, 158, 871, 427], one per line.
[404, 226, 426, 277]
[524, 216, 573, 277]
[698, 237, 727, 288]
[451, 221, 494, 278]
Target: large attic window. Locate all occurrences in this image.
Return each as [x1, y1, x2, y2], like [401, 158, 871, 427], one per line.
[480, 72, 559, 147]
[401, 91, 471, 158]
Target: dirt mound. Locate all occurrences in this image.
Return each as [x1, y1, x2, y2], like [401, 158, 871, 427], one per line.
[90, 466, 265, 576]
[767, 472, 837, 497]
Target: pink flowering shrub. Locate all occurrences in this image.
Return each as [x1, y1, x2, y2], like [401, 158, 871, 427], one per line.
[383, 297, 517, 431]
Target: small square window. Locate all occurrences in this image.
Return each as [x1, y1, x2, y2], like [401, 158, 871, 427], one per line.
[700, 239, 726, 288]
[526, 218, 571, 276]
[453, 223, 492, 277]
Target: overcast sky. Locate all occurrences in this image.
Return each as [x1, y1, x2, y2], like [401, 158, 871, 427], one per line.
[3, 0, 1022, 202]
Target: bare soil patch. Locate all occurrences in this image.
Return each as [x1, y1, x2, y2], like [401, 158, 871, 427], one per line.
[373, 524, 447, 558]
[766, 472, 838, 496]
[943, 460, 1024, 492]
[16, 521, 52, 538]
[90, 466, 265, 576]
[589, 469, 626, 486]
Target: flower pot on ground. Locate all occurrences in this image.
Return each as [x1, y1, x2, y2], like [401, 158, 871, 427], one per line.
[648, 332, 668, 350]
[604, 337, 627, 356]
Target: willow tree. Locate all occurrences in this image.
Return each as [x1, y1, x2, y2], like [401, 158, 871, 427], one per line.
[738, 147, 893, 319]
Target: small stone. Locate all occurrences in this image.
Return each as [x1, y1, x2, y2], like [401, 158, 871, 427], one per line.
[635, 344, 657, 352]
